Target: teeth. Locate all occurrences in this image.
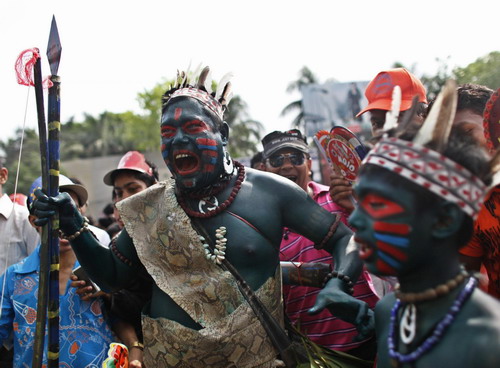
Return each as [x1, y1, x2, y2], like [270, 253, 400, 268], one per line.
[175, 153, 191, 159]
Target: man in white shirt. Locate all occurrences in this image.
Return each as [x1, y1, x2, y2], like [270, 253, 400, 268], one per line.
[0, 162, 38, 275]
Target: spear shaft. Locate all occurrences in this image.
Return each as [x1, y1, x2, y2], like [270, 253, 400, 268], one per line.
[46, 16, 62, 368]
[46, 74, 60, 368]
[31, 50, 50, 368]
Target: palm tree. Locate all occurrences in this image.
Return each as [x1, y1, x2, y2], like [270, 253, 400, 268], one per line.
[281, 66, 320, 129]
[224, 96, 264, 158]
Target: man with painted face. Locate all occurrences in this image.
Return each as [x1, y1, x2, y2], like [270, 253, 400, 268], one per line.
[32, 67, 365, 368]
[262, 129, 379, 359]
[349, 81, 500, 367]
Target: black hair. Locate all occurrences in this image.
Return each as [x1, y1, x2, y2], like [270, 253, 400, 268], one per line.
[250, 151, 264, 168]
[427, 84, 493, 116]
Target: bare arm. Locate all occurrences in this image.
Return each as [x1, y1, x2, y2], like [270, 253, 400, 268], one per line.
[278, 180, 372, 337]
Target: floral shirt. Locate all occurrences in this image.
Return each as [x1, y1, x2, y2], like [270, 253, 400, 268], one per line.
[0, 245, 115, 367]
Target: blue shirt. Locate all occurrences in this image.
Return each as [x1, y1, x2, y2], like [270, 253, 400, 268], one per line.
[0, 245, 115, 367]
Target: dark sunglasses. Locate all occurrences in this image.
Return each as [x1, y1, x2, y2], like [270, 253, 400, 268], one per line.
[267, 153, 305, 168]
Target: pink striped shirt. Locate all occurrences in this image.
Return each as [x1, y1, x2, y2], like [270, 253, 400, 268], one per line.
[280, 181, 379, 351]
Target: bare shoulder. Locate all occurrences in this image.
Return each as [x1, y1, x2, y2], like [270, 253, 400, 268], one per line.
[449, 290, 500, 362]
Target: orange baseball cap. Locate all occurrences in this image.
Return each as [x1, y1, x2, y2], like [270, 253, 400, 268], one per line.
[356, 68, 428, 117]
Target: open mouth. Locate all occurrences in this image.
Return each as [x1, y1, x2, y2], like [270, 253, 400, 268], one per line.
[355, 237, 374, 260]
[284, 175, 297, 183]
[173, 151, 200, 175]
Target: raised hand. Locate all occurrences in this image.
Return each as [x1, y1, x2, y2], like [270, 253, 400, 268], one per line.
[329, 172, 355, 213]
[32, 188, 85, 235]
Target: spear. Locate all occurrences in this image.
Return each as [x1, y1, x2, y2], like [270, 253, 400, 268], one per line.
[31, 16, 62, 368]
[45, 15, 62, 368]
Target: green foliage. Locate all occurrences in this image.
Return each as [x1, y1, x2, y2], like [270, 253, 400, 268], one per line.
[420, 57, 453, 101]
[60, 111, 137, 159]
[453, 51, 500, 89]
[0, 128, 48, 196]
[223, 95, 264, 158]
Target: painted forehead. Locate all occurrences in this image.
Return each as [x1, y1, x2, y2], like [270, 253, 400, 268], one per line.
[354, 170, 412, 206]
[163, 97, 222, 127]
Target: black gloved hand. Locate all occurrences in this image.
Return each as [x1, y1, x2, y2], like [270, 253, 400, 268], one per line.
[32, 188, 85, 236]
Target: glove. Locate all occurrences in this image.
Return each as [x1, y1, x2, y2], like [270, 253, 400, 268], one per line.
[32, 188, 85, 236]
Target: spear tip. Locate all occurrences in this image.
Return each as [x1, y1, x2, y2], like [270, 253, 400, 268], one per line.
[47, 15, 62, 76]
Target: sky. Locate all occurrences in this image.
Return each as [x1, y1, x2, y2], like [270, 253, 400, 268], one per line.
[1, 0, 498, 144]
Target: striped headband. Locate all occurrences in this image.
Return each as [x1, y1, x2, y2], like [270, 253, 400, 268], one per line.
[169, 87, 224, 121]
[362, 137, 486, 218]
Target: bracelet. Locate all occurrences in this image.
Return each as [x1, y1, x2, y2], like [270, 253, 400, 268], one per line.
[59, 217, 89, 241]
[322, 270, 354, 295]
[130, 341, 144, 351]
[110, 239, 133, 267]
[316, 215, 341, 249]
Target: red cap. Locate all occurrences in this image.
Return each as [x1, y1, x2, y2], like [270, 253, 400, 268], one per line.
[356, 68, 428, 117]
[103, 151, 154, 186]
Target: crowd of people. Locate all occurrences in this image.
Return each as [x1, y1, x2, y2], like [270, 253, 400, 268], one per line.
[0, 66, 499, 367]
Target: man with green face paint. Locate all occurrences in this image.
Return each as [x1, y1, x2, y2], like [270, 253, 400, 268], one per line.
[32, 67, 368, 368]
[349, 81, 500, 367]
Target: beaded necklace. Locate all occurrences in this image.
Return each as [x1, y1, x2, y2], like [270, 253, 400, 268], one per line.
[388, 277, 477, 366]
[394, 267, 469, 304]
[177, 161, 245, 219]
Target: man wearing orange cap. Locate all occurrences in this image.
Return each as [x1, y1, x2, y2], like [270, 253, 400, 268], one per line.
[330, 68, 429, 214]
[357, 68, 428, 137]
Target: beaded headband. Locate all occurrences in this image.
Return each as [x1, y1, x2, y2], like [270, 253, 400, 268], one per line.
[363, 137, 486, 218]
[362, 80, 487, 219]
[170, 87, 224, 121]
[162, 66, 233, 122]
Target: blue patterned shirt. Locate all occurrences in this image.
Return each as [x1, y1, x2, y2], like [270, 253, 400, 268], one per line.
[0, 245, 115, 367]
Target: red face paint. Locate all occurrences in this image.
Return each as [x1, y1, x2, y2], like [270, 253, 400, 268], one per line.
[359, 194, 405, 220]
[373, 222, 410, 235]
[196, 138, 217, 147]
[377, 241, 408, 262]
[183, 120, 209, 134]
[376, 258, 397, 275]
[202, 150, 218, 157]
[174, 107, 183, 121]
[161, 126, 176, 139]
[203, 164, 215, 173]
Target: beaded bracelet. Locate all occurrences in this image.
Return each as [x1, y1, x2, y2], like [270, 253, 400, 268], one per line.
[59, 217, 89, 241]
[110, 239, 133, 267]
[322, 270, 355, 295]
[316, 215, 341, 249]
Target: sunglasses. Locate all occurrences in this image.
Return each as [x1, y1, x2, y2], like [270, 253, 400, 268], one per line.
[267, 153, 305, 168]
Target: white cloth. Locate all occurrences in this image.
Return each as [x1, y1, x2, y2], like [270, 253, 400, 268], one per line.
[88, 224, 111, 247]
[0, 194, 39, 275]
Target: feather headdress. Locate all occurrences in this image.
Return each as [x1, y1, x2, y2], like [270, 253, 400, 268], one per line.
[383, 85, 401, 132]
[162, 66, 234, 122]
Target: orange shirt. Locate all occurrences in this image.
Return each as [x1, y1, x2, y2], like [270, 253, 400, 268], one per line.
[460, 186, 500, 298]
